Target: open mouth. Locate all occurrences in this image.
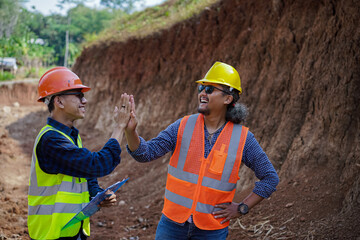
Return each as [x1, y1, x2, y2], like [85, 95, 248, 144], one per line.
[200, 97, 208, 104]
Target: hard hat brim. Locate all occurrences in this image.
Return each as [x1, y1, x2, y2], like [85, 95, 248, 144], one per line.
[37, 86, 91, 102]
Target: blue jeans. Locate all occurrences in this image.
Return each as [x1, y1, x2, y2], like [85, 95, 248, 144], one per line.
[155, 214, 228, 240]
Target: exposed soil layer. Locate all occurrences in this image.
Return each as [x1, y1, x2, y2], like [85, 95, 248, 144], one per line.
[0, 0, 359, 239]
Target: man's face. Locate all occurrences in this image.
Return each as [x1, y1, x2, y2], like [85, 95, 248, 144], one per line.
[57, 90, 87, 120]
[197, 83, 230, 115]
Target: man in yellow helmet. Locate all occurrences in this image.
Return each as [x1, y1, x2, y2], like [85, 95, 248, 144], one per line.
[28, 67, 131, 239]
[124, 62, 279, 239]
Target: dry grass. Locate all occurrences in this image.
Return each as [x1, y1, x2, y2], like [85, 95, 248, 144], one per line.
[84, 0, 220, 47]
[229, 215, 298, 240]
[229, 215, 324, 240]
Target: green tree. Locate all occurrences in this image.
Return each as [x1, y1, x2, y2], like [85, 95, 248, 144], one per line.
[1, 0, 122, 74]
[101, 0, 142, 13]
[36, 3, 115, 66]
[0, 1, 55, 78]
[58, 0, 141, 13]
[39, 14, 68, 65]
[0, 0, 21, 38]
[68, 4, 113, 43]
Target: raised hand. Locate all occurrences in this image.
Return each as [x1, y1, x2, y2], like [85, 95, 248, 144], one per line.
[126, 95, 138, 132]
[124, 95, 140, 151]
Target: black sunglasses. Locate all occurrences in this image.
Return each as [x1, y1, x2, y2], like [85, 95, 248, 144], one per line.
[58, 92, 85, 100]
[198, 85, 230, 95]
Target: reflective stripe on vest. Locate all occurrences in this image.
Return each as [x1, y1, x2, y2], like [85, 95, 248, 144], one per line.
[28, 125, 90, 239]
[29, 202, 85, 215]
[163, 114, 248, 230]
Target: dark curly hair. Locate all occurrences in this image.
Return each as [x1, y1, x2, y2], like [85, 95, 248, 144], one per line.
[222, 86, 248, 124]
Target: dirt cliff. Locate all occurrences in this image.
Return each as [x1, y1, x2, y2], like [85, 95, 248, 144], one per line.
[72, 0, 360, 238]
[0, 0, 359, 239]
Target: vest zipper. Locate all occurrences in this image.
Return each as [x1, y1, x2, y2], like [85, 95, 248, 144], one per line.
[191, 157, 209, 213]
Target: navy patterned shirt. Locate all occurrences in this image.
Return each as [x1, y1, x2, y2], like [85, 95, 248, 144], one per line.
[36, 118, 121, 197]
[127, 117, 279, 198]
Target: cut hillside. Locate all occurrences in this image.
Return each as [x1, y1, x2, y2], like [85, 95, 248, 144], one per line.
[72, 0, 360, 238]
[0, 0, 358, 239]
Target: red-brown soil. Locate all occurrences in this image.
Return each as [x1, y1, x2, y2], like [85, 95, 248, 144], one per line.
[1, 0, 359, 239]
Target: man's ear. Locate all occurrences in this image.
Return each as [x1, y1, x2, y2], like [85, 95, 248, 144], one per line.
[224, 95, 233, 105]
[54, 96, 64, 109]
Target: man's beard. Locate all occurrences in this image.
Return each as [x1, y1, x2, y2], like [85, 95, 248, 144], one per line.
[197, 107, 210, 115]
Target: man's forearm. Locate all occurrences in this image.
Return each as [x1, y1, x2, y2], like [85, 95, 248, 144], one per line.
[242, 192, 264, 209]
[125, 129, 140, 152]
[86, 178, 102, 197]
[111, 126, 125, 144]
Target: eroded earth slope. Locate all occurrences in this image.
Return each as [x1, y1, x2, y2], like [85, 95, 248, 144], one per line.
[0, 0, 359, 239]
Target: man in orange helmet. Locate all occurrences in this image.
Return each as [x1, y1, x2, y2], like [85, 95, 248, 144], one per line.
[124, 62, 279, 239]
[27, 67, 131, 240]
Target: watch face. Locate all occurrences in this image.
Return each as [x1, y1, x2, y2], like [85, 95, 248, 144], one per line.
[238, 203, 249, 214]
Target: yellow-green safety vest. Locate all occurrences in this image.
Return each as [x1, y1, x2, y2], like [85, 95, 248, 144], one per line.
[28, 124, 90, 239]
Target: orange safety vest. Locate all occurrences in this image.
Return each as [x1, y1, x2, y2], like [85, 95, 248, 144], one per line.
[163, 114, 248, 230]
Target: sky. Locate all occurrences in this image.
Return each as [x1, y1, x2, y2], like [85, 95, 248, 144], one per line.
[24, 0, 165, 15]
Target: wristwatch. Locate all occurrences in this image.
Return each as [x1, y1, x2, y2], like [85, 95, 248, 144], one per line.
[237, 202, 249, 215]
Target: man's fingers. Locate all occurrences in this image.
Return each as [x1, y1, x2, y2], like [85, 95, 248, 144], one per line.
[130, 111, 136, 118]
[214, 212, 227, 218]
[213, 208, 227, 214]
[99, 192, 117, 208]
[120, 93, 129, 109]
[107, 195, 116, 201]
[120, 94, 125, 108]
[114, 106, 119, 116]
[130, 95, 136, 113]
[119, 94, 131, 114]
[214, 203, 229, 209]
[220, 217, 231, 224]
[124, 94, 130, 111]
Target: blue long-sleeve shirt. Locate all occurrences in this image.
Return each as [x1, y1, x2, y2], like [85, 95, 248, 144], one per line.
[36, 118, 121, 197]
[127, 117, 279, 198]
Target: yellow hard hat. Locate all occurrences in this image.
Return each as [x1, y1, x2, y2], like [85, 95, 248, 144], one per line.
[196, 61, 242, 94]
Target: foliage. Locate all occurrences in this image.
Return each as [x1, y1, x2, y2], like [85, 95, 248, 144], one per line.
[68, 4, 113, 43]
[0, 0, 21, 38]
[0, 0, 117, 74]
[1, 3, 56, 77]
[36, 4, 115, 66]
[24, 67, 38, 78]
[58, 0, 88, 4]
[58, 0, 141, 14]
[100, 0, 143, 13]
[0, 71, 15, 81]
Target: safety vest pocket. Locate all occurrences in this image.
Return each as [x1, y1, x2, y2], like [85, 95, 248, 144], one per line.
[56, 191, 87, 205]
[208, 144, 227, 175]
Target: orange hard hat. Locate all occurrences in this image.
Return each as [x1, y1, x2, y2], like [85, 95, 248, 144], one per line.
[37, 67, 90, 102]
